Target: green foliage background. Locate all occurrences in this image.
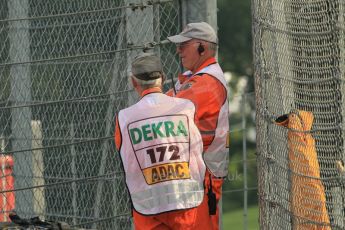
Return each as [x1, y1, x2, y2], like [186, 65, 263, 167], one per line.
[217, 0, 257, 214]
[218, 0, 253, 79]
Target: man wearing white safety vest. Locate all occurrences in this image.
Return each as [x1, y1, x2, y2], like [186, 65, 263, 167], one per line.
[114, 53, 212, 229]
[166, 22, 230, 229]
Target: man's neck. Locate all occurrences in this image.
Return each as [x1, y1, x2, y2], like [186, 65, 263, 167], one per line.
[191, 56, 217, 74]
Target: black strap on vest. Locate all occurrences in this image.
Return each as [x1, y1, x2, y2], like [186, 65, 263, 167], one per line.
[207, 174, 217, 215]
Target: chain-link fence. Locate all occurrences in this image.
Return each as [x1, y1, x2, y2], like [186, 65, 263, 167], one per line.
[222, 91, 258, 229]
[253, 0, 345, 229]
[0, 0, 182, 229]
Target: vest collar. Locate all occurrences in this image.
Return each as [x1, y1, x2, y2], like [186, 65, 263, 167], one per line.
[141, 87, 162, 97]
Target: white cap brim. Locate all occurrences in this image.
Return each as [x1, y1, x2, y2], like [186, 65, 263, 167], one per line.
[167, 35, 192, 43]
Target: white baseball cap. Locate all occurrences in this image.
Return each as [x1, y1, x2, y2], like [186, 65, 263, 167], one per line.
[167, 22, 218, 44]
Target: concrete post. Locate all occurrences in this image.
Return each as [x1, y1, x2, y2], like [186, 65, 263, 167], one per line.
[8, 0, 33, 216]
[31, 121, 45, 218]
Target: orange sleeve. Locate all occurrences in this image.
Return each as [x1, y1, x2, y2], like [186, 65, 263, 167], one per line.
[114, 116, 122, 151]
[175, 74, 227, 150]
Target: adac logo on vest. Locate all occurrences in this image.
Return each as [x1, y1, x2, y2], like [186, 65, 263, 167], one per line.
[129, 120, 188, 144]
[143, 162, 191, 185]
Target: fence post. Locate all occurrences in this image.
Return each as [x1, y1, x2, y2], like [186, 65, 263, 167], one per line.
[8, 0, 33, 216]
[242, 94, 248, 230]
[31, 121, 45, 218]
[70, 123, 77, 225]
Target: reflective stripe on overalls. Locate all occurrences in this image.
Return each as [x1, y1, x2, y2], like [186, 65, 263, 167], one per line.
[191, 63, 229, 178]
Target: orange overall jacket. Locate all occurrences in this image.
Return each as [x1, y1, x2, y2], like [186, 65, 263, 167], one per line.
[275, 110, 330, 230]
[166, 57, 228, 230]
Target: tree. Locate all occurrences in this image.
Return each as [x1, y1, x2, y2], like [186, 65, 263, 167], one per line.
[218, 0, 253, 79]
[217, 0, 257, 211]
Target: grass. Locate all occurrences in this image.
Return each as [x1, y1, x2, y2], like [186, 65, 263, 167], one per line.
[222, 205, 259, 230]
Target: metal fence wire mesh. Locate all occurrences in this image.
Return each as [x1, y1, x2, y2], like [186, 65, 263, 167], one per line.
[253, 0, 345, 229]
[0, 0, 181, 229]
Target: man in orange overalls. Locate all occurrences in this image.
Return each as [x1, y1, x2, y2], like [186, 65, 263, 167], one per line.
[115, 53, 213, 230]
[167, 22, 230, 230]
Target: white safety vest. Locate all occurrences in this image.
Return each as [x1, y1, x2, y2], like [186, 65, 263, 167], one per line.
[176, 63, 230, 178]
[117, 93, 206, 215]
